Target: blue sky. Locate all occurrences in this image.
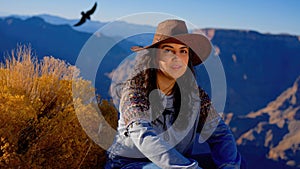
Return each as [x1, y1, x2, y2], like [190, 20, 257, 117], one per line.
[0, 0, 299, 35]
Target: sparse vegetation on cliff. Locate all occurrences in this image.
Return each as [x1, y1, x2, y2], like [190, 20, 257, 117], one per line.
[0, 45, 118, 168]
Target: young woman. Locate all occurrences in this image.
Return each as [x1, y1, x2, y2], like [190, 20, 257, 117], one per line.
[105, 19, 242, 169]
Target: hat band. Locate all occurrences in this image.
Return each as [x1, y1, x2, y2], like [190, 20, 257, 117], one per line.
[152, 34, 188, 46]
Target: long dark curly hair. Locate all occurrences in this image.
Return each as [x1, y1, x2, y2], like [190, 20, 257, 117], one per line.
[125, 47, 201, 131]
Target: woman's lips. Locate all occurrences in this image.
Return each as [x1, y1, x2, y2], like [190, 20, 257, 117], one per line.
[171, 65, 182, 70]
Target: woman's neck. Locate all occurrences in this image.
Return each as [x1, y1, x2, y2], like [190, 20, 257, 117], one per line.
[156, 70, 176, 95]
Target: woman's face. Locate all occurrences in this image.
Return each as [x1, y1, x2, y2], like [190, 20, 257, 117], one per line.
[156, 42, 189, 79]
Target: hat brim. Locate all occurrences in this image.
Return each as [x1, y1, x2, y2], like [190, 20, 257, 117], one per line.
[130, 34, 212, 66]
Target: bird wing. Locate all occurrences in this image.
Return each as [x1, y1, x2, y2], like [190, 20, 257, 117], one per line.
[73, 17, 86, 26]
[86, 2, 97, 15]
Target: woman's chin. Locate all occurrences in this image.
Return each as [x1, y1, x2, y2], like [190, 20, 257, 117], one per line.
[169, 72, 185, 79]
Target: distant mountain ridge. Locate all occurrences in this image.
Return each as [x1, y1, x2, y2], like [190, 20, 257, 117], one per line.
[1, 14, 156, 37]
[196, 28, 300, 115]
[0, 16, 90, 64]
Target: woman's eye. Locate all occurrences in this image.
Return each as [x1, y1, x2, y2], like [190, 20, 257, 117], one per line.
[181, 50, 188, 54]
[163, 49, 173, 54]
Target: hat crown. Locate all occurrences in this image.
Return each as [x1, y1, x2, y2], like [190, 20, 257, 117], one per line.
[153, 20, 188, 43]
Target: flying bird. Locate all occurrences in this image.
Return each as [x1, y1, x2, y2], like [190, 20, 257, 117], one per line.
[74, 2, 97, 27]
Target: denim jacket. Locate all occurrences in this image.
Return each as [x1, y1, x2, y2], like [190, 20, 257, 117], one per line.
[106, 86, 241, 169]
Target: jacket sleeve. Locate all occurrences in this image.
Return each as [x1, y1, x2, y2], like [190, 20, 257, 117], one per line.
[196, 88, 241, 169]
[128, 121, 201, 169]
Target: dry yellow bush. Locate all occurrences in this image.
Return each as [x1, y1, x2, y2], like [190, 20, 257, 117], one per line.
[0, 45, 118, 168]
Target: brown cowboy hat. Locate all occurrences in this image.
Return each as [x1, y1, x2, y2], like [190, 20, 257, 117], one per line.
[130, 19, 212, 66]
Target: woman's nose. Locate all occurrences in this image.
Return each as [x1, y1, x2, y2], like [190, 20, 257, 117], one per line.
[171, 52, 180, 60]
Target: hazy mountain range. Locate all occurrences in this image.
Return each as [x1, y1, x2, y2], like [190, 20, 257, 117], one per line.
[1, 14, 300, 168]
[4, 14, 155, 37]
